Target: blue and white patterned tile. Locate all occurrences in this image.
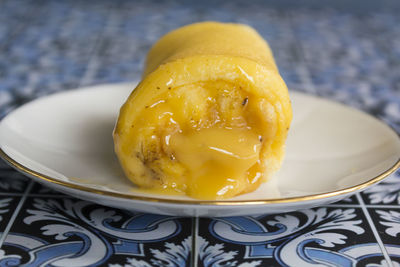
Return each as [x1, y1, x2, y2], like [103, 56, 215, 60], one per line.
[0, 197, 192, 266]
[0, 158, 45, 195]
[0, 1, 113, 118]
[331, 195, 360, 206]
[83, 1, 303, 89]
[361, 172, 400, 206]
[198, 207, 388, 266]
[0, 197, 19, 262]
[369, 208, 400, 265]
[290, 10, 400, 127]
[0, 197, 18, 233]
[0, 1, 309, 119]
[29, 182, 67, 196]
[0, 165, 29, 194]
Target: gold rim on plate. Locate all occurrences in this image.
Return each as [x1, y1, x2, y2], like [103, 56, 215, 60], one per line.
[1, 147, 399, 206]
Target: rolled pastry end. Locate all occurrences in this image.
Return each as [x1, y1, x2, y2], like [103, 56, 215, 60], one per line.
[114, 22, 292, 200]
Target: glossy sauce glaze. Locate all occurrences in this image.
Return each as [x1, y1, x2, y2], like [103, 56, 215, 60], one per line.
[118, 80, 267, 199]
[168, 127, 263, 199]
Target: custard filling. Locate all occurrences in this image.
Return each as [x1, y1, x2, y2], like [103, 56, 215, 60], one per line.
[168, 127, 261, 199]
[117, 80, 270, 199]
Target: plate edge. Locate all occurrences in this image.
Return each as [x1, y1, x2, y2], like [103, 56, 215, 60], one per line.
[1, 146, 399, 206]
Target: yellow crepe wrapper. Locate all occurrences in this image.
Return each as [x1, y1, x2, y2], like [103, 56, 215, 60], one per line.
[114, 22, 292, 200]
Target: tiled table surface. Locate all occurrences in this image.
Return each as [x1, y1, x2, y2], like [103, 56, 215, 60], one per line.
[1, 0, 400, 266]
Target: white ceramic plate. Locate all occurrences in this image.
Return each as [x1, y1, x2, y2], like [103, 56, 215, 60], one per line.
[1, 83, 399, 217]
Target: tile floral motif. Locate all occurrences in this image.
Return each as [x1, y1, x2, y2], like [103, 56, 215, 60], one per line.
[0, 198, 191, 266]
[0, 197, 15, 232]
[370, 209, 400, 264]
[362, 173, 400, 205]
[0, 198, 17, 262]
[332, 195, 359, 205]
[198, 207, 387, 266]
[0, 197, 20, 264]
[109, 237, 191, 267]
[0, 170, 29, 194]
[197, 236, 261, 267]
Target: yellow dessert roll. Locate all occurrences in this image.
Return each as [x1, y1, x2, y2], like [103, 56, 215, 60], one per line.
[113, 22, 292, 200]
